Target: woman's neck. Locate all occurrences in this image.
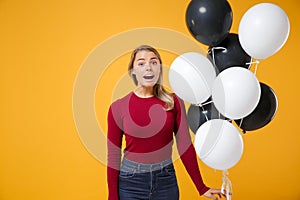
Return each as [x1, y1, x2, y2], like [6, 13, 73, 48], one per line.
[134, 86, 154, 98]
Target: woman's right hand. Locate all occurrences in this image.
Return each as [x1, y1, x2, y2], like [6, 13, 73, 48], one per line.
[203, 188, 227, 200]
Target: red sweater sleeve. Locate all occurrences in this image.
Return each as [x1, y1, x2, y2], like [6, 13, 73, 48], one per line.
[174, 95, 210, 195]
[107, 104, 123, 200]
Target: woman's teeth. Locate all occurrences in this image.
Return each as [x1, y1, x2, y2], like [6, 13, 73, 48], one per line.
[143, 75, 154, 79]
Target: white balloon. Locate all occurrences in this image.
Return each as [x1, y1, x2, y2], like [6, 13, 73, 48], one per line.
[194, 119, 244, 170]
[212, 67, 261, 119]
[239, 3, 290, 60]
[169, 52, 216, 104]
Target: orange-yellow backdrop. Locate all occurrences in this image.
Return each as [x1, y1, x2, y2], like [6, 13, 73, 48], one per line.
[1, 0, 300, 199]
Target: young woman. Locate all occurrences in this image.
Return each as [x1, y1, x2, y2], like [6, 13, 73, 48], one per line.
[107, 45, 224, 200]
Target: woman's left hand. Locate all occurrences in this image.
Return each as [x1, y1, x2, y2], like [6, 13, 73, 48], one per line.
[203, 188, 226, 200]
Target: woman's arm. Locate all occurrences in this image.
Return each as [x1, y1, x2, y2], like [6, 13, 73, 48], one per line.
[107, 104, 123, 200]
[173, 95, 210, 196]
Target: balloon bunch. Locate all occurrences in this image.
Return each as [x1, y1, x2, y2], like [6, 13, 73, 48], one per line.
[169, 0, 290, 198]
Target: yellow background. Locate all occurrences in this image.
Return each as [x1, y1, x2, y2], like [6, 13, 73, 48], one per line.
[1, 0, 300, 199]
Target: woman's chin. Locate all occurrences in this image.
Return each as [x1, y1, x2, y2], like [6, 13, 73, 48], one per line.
[140, 82, 156, 88]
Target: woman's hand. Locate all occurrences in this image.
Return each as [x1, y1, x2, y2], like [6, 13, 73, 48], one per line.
[203, 188, 226, 200]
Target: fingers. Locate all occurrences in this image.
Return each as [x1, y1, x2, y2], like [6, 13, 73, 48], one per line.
[211, 188, 227, 199]
[204, 189, 223, 200]
[221, 189, 233, 197]
[204, 188, 233, 200]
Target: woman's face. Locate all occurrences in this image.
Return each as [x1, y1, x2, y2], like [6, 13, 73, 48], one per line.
[132, 50, 161, 88]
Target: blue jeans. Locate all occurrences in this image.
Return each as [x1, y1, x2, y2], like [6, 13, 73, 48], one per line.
[119, 158, 179, 200]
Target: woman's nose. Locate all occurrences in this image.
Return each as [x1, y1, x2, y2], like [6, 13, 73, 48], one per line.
[145, 63, 152, 70]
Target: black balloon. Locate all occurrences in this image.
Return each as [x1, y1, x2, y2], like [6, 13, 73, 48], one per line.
[235, 82, 278, 131]
[207, 33, 252, 73]
[186, 0, 233, 46]
[187, 99, 226, 134]
[187, 105, 208, 134]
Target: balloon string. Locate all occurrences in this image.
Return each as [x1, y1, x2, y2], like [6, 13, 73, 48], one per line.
[195, 101, 213, 122]
[238, 118, 243, 128]
[194, 101, 212, 122]
[208, 47, 227, 70]
[200, 106, 209, 122]
[246, 60, 260, 75]
[238, 118, 247, 134]
[200, 100, 213, 106]
[254, 61, 259, 75]
[226, 177, 232, 200]
[247, 57, 253, 70]
[194, 101, 212, 107]
[210, 48, 216, 66]
[221, 170, 228, 194]
[221, 170, 233, 200]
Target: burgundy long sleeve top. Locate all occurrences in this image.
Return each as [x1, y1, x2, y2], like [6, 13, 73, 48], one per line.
[107, 92, 209, 200]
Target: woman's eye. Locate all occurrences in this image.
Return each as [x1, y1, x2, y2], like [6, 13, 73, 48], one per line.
[138, 63, 144, 67]
[151, 61, 158, 65]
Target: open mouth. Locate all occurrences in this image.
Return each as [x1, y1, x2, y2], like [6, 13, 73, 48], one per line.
[143, 75, 155, 80]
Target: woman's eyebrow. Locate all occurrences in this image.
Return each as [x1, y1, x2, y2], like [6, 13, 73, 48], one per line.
[136, 58, 145, 61]
[136, 57, 158, 62]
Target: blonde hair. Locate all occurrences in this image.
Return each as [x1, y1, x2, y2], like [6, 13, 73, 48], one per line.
[128, 45, 174, 110]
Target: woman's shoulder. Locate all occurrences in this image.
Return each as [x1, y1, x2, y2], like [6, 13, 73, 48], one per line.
[110, 92, 133, 108]
[172, 93, 184, 105]
[171, 93, 187, 115]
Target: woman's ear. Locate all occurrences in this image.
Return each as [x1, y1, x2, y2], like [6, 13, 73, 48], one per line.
[130, 69, 136, 76]
[130, 72, 138, 85]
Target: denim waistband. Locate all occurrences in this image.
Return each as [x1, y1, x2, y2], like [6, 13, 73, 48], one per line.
[121, 158, 173, 173]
